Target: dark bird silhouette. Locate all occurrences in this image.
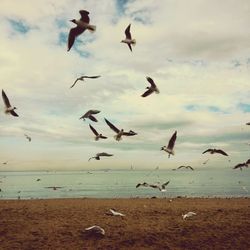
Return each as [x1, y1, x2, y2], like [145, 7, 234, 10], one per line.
[80, 110, 100, 122]
[68, 10, 96, 51]
[70, 75, 101, 88]
[2, 90, 18, 117]
[89, 124, 107, 141]
[121, 24, 136, 52]
[233, 163, 248, 171]
[246, 122, 250, 125]
[88, 152, 113, 161]
[24, 134, 31, 142]
[44, 186, 63, 190]
[177, 166, 194, 170]
[136, 182, 150, 188]
[149, 181, 170, 192]
[202, 149, 228, 156]
[161, 131, 177, 158]
[104, 118, 137, 141]
[141, 77, 160, 97]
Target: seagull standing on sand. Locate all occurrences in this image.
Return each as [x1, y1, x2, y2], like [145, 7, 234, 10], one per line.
[68, 10, 96, 51]
[161, 131, 177, 158]
[88, 152, 113, 161]
[141, 77, 160, 97]
[121, 24, 136, 52]
[80, 110, 100, 122]
[104, 118, 137, 141]
[85, 225, 105, 236]
[70, 75, 101, 88]
[2, 90, 19, 117]
[89, 124, 107, 141]
[182, 211, 196, 220]
[202, 148, 228, 156]
[24, 134, 31, 142]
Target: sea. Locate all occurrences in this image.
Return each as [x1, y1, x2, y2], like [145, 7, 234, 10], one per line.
[0, 168, 249, 200]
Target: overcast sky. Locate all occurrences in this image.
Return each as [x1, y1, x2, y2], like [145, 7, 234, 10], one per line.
[1, 0, 250, 171]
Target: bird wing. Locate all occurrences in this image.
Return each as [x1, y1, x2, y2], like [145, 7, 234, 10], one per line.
[100, 135, 107, 139]
[88, 156, 95, 162]
[177, 166, 185, 169]
[122, 131, 137, 136]
[141, 88, 154, 97]
[98, 152, 113, 157]
[104, 118, 120, 133]
[89, 124, 99, 136]
[79, 10, 90, 23]
[84, 75, 101, 79]
[136, 183, 141, 188]
[245, 159, 250, 165]
[70, 78, 80, 88]
[125, 24, 131, 39]
[68, 26, 85, 51]
[188, 166, 194, 170]
[162, 181, 170, 188]
[88, 115, 98, 122]
[127, 43, 132, 52]
[146, 77, 156, 87]
[2, 90, 11, 108]
[233, 163, 245, 169]
[89, 110, 101, 115]
[202, 149, 212, 154]
[215, 149, 228, 156]
[167, 131, 177, 150]
[10, 110, 19, 117]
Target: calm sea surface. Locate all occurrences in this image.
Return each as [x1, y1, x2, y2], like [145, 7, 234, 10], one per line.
[0, 168, 249, 199]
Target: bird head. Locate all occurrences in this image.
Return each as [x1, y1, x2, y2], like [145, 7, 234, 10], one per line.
[13, 107, 17, 110]
[70, 19, 77, 24]
[160, 146, 165, 151]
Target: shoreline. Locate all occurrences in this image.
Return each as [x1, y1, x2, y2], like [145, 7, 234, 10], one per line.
[0, 198, 249, 249]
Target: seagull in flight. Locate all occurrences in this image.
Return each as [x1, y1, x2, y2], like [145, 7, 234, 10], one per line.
[68, 10, 96, 51]
[182, 211, 196, 220]
[149, 181, 170, 192]
[233, 159, 250, 171]
[88, 152, 113, 161]
[202, 148, 228, 156]
[85, 225, 105, 236]
[106, 209, 125, 217]
[104, 118, 137, 141]
[89, 124, 107, 141]
[136, 182, 150, 188]
[141, 77, 160, 97]
[70, 75, 101, 88]
[44, 186, 63, 190]
[2, 90, 18, 117]
[177, 166, 194, 171]
[80, 110, 100, 122]
[161, 131, 177, 158]
[121, 24, 136, 52]
[24, 134, 31, 142]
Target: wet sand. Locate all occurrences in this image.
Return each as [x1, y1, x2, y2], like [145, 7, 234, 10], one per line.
[0, 198, 249, 250]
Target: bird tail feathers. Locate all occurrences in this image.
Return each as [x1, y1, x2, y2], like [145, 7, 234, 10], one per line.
[131, 39, 136, 46]
[87, 25, 96, 32]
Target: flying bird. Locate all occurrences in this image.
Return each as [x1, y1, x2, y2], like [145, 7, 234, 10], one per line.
[202, 149, 228, 156]
[104, 118, 137, 141]
[161, 131, 177, 158]
[233, 159, 250, 171]
[89, 124, 107, 141]
[80, 110, 100, 122]
[177, 166, 194, 171]
[246, 122, 250, 125]
[182, 211, 196, 220]
[149, 181, 170, 192]
[88, 152, 113, 161]
[70, 75, 101, 88]
[85, 225, 105, 236]
[136, 182, 150, 188]
[24, 134, 31, 142]
[2, 90, 19, 117]
[141, 77, 160, 97]
[121, 24, 136, 52]
[68, 10, 96, 51]
[44, 186, 63, 190]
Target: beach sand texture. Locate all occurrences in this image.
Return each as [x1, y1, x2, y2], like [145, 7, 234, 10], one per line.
[0, 198, 249, 250]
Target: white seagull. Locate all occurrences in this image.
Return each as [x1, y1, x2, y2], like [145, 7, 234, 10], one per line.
[2, 90, 19, 117]
[104, 118, 137, 141]
[80, 110, 100, 122]
[107, 209, 125, 217]
[24, 134, 31, 142]
[161, 131, 177, 158]
[121, 24, 136, 52]
[141, 77, 160, 97]
[88, 152, 113, 161]
[182, 211, 196, 220]
[68, 10, 96, 51]
[85, 225, 105, 236]
[70, 75, 101, 88]
[89, 124, 107, 141]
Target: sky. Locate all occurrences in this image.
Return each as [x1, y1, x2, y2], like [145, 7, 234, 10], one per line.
[0, 0, 250, 171]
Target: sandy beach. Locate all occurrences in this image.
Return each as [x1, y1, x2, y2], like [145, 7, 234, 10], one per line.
[0, 198, 249, 250]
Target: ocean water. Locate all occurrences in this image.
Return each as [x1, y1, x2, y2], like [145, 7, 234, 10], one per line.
[0, 168, 249, 200]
